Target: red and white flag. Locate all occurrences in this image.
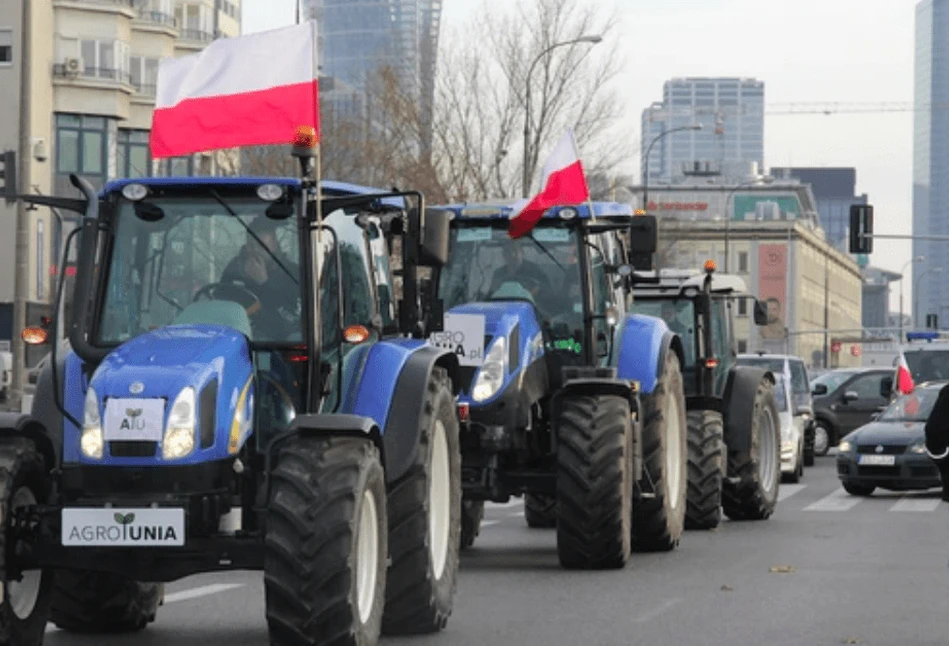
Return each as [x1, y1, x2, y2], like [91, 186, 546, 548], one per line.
[508, 129, 590, 239]
[896, 353, 914, 394]
[150, 22, 319, 159]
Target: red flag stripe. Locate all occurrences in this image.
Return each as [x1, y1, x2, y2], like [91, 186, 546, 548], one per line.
[149, 79, 319, 159]
[508, 160, 589, 239]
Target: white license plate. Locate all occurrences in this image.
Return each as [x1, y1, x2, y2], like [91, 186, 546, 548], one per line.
[104, 398, 165, 442]
[62, 508, 185, 546]
[858, 454, 896, 466]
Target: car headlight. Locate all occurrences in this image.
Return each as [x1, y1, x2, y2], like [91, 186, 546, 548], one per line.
[838, 440, 853, 453]
[81, 387, 103, 459]
[472, 337, 507, 403]
[163, 387, 196, 460]
[908, 441, 927, 454]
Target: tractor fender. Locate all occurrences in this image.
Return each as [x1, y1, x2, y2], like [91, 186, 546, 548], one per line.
[0, 413, 57, 472]
[380, 344, 461, 484]
[288, 413, 382, 450]
[721, 365, 774, 452]
[614, 313, 685, 396]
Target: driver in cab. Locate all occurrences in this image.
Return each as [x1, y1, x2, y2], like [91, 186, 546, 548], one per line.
[221, 218, 300, 339]
[488, 240, 550, 300]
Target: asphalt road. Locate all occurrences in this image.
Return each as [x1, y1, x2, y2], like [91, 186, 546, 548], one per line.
[45, 455, 949, 646]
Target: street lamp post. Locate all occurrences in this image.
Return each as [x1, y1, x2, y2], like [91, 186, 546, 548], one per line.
[641, 124, 702, 212]
[521, 35, 602, 198]
[914, 265, 943, 329]
[899, 255, 924, 343]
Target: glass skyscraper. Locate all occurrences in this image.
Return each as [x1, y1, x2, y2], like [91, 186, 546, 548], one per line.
[913, 0, 949, 326]
[641, 77, 765, 185]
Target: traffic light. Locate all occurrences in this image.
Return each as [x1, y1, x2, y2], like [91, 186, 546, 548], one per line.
[0, 150, 15, 204]
[849, 204, 873, 254]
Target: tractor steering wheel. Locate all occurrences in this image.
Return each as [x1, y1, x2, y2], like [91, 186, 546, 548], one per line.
[193, 281, 262, 317]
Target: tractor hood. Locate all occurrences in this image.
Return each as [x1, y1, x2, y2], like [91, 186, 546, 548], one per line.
[448, 301, 538, 346]
[89, 325, 249, 400]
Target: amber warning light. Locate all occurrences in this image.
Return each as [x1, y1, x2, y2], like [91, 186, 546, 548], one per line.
[22, 327, 48, 345]
[703, 259, 716, 273]
[292, 125, 318, 150]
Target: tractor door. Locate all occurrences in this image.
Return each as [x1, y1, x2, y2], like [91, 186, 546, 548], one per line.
[709, 297, 734, 396]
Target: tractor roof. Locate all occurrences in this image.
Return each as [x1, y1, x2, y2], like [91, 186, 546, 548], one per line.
[634, 268, 750, 297]
[101, 177, 406, 207]
[435, 201, 634, 221]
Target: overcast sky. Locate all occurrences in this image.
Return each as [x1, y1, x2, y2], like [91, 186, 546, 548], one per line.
[242, 0, 921, 311]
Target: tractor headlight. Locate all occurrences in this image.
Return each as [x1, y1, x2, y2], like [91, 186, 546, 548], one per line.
[162, 387, 196, 460]
[472, 337, 507, 403]
[81, 387, 103, 459]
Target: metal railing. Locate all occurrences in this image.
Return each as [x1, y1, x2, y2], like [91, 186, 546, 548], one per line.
[62, 0, 135, 7]
[136, 9, 176, 27]
[132, 82, 156, 96]
[53, 64, 132, 85]
[178, 29, 213, 43]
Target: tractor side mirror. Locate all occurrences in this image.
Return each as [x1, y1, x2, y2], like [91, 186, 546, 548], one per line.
[880, 376, 893, 398]
[753, 299, 768, 326]
[419, 208, 451, 267]
[628, 215, 657, 271]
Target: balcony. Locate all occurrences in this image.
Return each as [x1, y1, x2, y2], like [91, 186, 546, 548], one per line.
[53, 0, 136, 18]
[54, 64, 132, 86]
[135, 8, 177, 27]
[178, 28, 213, 44]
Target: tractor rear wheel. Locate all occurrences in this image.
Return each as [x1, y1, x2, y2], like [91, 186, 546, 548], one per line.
[382, 367, 461, 635]
[49, 572, 162, 633]
[555, 394, 633, 570]
[632, 351, 688, 551]
[264, 436, 387, 646]
[684, 410, 724, 530]
[0, 437, 53, 646]
[460, 500, 483, 550]
[722, 377, 781, 521]
[524, 494, 556, 528]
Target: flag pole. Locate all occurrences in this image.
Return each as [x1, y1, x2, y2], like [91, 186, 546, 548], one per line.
[572, 130, 597, 224]
[311, 18, 322, 242]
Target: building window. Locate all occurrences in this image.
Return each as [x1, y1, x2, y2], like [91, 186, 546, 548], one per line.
[117, 130, 151, 178]
[81, 39, 130, 82]
[738, 251, 748, 273]
[737, 339, 747, 353]
[129, 55, 159, 95]
[56, 114, 108, 179]
[738, 298, 748, 317]
[0, 30, 12, 66]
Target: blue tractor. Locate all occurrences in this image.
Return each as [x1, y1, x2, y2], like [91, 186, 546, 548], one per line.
[433, 201, 689, 567]
[0, 141, 467, 646]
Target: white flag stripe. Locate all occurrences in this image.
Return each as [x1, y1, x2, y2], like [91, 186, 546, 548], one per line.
[778, 484, 806, 501]
[156, 23, 316, 109]
[889, 497, 941, 512]
[540, 128, 581, 180]
[803, 488, 864, 512]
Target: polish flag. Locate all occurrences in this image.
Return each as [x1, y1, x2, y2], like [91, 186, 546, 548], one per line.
[508, 129, 590, 239]
[896, 353, 914, 394]
[150, 22, 319, 159]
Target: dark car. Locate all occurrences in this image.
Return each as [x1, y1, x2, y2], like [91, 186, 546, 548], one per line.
[836, 382, 945, 496]
[811, 367, 892, 456]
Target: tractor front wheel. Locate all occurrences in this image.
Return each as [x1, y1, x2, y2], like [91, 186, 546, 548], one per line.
[524, 494, 556, 528]
[264, 436, 387, 646]
[50, 572, 162, 633]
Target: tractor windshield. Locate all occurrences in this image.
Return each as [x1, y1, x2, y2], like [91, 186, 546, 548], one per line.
[440, 223, 583, 330]
[97, 191, 303, 345]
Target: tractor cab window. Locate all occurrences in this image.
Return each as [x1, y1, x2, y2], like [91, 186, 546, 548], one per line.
[440, 224, 584, 337]
[628, 299, 698, 372]
[98, 191, 303, 346]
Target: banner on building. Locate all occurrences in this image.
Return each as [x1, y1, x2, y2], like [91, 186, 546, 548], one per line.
[757, 244, 788, 340]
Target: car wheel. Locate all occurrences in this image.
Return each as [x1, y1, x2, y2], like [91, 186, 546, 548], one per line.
[842, 482, 875, 496]
[813, 422, 831, 457]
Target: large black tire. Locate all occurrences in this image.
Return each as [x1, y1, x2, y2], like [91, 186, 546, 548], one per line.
[722, 377, 781, 521]
[382, 367, 461, 635]
[524, 494, 556, 528]
[0, 437, 53, 646]
[843, 482, 875, 496]
[555, 394, 633, 570]
[803, 421, 816, 467]
[684, 410, 724, 531]
[460, 500, 483, 550]
[50, 572, 162, 633]
[264, 436, 387, 646]
[632, 351, 688, 551]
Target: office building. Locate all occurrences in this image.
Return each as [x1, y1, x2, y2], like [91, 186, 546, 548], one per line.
[0, 0, 241, 360]
[641, 77, 764, 186]
[914, 0, 949, 328]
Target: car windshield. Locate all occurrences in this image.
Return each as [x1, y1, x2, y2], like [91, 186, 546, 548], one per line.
[628, 299, 697, 369]
[879, 388, 941, 422]
[439, 223, 583, 331]
[736, 356, 808, 397]
[902, 349, 949, 384]
[811, 370, 855, 395]
[98, 191, 303, 345]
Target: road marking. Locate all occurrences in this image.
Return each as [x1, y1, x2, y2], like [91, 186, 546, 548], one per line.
[778, 484, 806, 501]
[509, 511, 525, 518]
[481, 520, 500, 528]
[804, 489, 864, 512]
[633, 598, 681, 623]
[486, 499, 522, 509]
[46, 583, 245, 633]
[890, 497, 941, 512]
